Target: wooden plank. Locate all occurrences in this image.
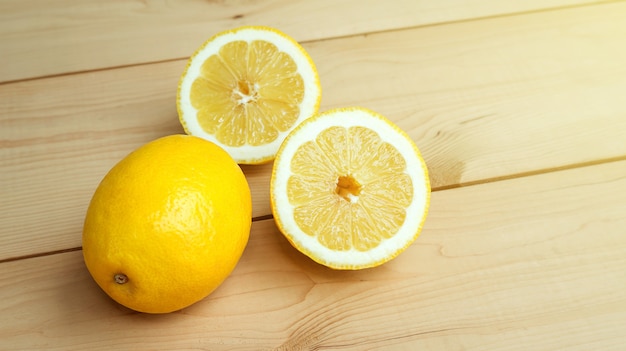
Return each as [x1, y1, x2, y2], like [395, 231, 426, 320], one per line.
[0, 60, 273, 261]
[0, 0, 607, 82]
[1, 160, 625, 350]
[315, 1, 626, 188]
[2, 2, 626, 261]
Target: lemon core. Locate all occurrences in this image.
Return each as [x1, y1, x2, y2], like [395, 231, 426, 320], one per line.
[336, 175, 361, 203]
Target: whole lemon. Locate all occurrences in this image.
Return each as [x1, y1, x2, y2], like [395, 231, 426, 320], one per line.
[82, 135, 251, 313]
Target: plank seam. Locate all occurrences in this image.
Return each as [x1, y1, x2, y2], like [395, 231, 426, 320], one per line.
[298, 0, 623, 44]
[432, 155, 626, 192]
[0, 214, 276, 264]
[3, 155, 626, 264]
[0, 0, 621, 85]
[0, 247, 82, 264]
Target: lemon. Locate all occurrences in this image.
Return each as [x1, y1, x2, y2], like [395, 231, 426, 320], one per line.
[270, 107, 430, 270]
[177, 25, 321, 165]
[82, 135, 252, 313]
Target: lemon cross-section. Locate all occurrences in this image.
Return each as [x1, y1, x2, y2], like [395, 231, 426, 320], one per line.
[178, 26, 321, 164]
[271, 107, 431, 270]
[190, 40, 304, 147]
[287, 126, 414, 252]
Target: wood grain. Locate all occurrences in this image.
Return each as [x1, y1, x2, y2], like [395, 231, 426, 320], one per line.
[2, 2, 626, 261]
[0, 0, 604, 82]
[1, 160, 625, 350]
[314, 1, 626, 187]
[2, 1, 625, 349]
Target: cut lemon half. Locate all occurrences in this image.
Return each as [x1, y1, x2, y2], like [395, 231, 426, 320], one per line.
[271, 107, 431, 270]
[177, 26, 321, 164]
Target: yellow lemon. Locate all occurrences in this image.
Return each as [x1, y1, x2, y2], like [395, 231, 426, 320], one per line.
[177, 25, 321, 165]
[82, 135, 251, 313]
[271, 107, 430, 270]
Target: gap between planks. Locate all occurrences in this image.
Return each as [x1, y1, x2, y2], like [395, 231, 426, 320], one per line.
[0, 57, 186, 87]
[0, 214, 275, 264]
[0, 0, 617, 86]
[2, 155, 624, 265]
[432, 154, 626, 191]
[303, 0, 621, 45]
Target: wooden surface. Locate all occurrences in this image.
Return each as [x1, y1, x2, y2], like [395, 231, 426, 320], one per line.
[1, 1, 626, 349]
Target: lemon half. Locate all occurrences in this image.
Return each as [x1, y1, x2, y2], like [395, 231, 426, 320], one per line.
[271, 107, 430, 270]
[177, 26, 321, 164]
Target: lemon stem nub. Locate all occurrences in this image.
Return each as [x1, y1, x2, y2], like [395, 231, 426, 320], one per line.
[336, 175, 361, 203]
[114, 273, 128, 284]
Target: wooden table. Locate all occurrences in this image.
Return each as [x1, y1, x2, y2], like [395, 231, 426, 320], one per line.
[2, 1, 626, 349]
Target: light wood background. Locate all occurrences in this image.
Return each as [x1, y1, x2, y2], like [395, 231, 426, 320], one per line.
[2, 1, 626, 350]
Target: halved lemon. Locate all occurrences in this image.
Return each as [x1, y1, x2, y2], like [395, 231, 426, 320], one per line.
[177, 26, 321, 164]
[271, 107, 431, 270]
